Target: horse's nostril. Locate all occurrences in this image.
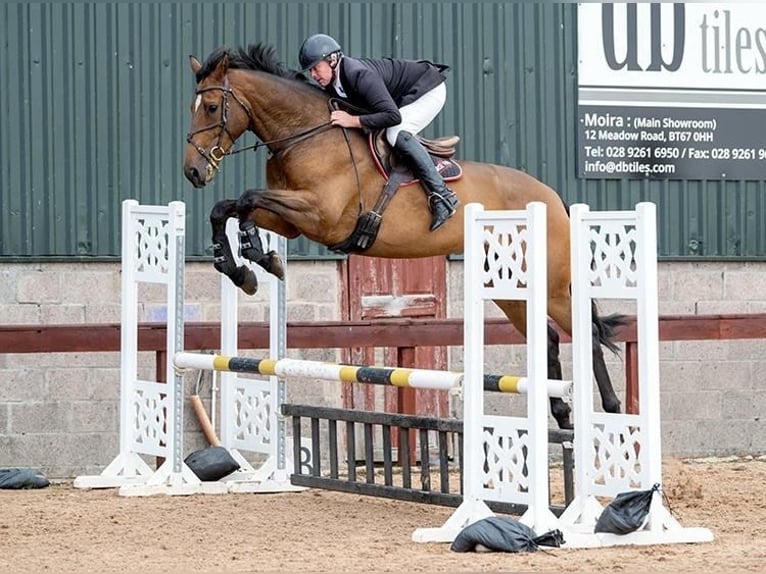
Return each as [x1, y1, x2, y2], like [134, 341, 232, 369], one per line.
[186, 166, 200, 184]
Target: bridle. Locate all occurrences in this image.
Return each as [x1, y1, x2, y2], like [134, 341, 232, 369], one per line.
[186, 75, 334, 171]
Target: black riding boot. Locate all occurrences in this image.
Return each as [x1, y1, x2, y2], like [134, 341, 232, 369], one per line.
[394, 131, 459, 231]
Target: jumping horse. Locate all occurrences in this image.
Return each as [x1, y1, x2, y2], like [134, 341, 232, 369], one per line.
[183, 44, 625, 429]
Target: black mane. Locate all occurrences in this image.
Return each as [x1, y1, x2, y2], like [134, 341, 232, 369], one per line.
[195, 43, 307, 84]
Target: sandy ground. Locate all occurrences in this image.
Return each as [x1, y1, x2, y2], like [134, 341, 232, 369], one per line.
[1, 456, 764, 573]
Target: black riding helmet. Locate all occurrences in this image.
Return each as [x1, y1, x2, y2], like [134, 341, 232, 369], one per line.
[299, 34, 342, 71]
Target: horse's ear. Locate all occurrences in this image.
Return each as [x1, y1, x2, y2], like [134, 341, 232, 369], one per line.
[189, 55, 202, 76]
[211, 53, 229, 80]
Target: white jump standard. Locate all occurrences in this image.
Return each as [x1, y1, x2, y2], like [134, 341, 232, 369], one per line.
[559, 202, 713, 547]
[414, 201, 559, 542]
[413, 201, 713, 548]
[72, 200, 217, 494]
[74, 200, 296, 496]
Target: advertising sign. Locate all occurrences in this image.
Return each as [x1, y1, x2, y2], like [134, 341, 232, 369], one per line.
[578, 3, 766, 179]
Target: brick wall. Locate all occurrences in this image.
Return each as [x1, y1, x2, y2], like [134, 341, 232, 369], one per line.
[1, 259, 764, 477]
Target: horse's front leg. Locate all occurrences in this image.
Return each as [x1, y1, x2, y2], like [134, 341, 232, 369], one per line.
[210, 199, 259, 295]
[237, 218, 285, 281]
[235, 188, 307, 281]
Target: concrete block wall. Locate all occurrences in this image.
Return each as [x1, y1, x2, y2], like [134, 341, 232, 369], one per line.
[449, 260, 766, 458]
[0, 259, 764, 478]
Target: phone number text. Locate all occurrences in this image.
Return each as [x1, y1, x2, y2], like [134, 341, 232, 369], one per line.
[583, 146, 766, 161]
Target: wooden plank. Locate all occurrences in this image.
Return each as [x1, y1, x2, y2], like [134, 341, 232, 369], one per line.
[1, 314, 765, 354]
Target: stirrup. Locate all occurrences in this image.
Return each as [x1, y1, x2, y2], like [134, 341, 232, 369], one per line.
[428, 190, 459, 215]
[428, 191, 459, 231]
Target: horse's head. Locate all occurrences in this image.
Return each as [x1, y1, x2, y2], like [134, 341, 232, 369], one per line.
[184, 50, 253, 188]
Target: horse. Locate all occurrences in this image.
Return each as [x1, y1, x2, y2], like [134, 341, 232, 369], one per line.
[182, 43, 625, 430]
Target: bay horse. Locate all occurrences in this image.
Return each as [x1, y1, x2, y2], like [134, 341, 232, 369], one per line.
[183, 44, 625, 429]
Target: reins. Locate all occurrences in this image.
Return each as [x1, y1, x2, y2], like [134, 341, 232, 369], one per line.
[228, 120, 335, 157]
[328, 97, 365, 216]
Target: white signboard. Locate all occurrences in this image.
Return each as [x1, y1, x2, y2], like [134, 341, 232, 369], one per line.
[577, 3, 766, 179]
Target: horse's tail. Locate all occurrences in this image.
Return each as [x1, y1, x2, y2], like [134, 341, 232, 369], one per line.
[592, 300, 627, 355]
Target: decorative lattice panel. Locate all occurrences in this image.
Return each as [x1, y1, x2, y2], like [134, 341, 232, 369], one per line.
[587, 419, 644, 494]
[478, 415, 531, 503]
[227, 378, 273, 452]
[481, 222, 529, 297]
[133, 215, 171, 283]
[587, 222, 638, 295]
[129, 381, 170, 457]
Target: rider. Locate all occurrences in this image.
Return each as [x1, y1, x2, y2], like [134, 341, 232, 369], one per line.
[298, 33, 459, 232]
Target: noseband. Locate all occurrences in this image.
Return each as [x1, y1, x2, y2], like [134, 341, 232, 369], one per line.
[186, 75, 334, 171]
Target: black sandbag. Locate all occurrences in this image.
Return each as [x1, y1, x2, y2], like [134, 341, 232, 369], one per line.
[450, 516, 564, 553]
[595, 483, 659, 534]
[184, 446, 240, 481]
[0, 468, 50, 489]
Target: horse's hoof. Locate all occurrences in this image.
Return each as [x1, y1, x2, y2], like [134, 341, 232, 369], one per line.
[603, 399, 622, 414]
[268, 251, 285, 281]
[239, 268, 259, 296]
[554, 414, 573, 430]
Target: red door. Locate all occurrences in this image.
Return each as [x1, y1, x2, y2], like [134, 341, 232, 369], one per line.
[340, 255, 449, 419]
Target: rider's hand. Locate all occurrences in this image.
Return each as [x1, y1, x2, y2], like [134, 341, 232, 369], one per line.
[330, 110, 361, 129]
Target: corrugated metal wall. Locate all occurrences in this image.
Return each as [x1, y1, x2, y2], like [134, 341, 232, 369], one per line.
[1, 2, 764, 260]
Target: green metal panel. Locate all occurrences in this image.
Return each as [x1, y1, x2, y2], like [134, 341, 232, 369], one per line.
[0, 3, 764, 260]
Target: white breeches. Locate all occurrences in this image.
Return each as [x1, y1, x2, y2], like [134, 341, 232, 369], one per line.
[385, 82, 446, 146]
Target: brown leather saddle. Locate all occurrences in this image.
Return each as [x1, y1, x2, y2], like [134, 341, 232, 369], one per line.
[368, 131, 463, 184]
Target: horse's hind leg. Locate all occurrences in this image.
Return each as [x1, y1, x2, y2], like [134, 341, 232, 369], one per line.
[210, 199, 259, 295]
[548, 296, 623, 417]
[591, 328, 621, 414]
[590, 301, 624, 414]
[545, 323, 572, 429]
[492, 300, 572, 429]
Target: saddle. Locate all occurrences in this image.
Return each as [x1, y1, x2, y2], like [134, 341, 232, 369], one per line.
[329, 130, 463, 254]
[369, 131, 462, 184]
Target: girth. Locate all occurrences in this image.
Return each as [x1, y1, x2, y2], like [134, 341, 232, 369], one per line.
[328, 167, 410, 254]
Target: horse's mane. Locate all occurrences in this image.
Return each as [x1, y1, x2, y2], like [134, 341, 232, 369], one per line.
[195, 43, 310, 85]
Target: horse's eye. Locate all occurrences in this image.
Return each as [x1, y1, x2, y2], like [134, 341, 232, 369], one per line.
[207, 104, 218, 114]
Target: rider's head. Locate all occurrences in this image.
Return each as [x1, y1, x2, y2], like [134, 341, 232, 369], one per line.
[299, 34, 342, 87]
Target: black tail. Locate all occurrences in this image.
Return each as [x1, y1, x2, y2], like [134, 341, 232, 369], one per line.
[592, 300, 627, 355]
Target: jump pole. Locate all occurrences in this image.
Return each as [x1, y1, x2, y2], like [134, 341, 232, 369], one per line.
[173, 352, 573, 399]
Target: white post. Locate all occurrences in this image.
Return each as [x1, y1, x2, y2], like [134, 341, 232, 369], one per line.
[217, 219, 301, 492]
[75, 200, 203, 494]
[525, 202, 559, 534]
[413, 201, 557, 542]
[635, 202, 664, 531]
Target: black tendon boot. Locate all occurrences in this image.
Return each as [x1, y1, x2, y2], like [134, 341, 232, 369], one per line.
[239, 220, 285, 281]
[394, 131, 459, 231]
